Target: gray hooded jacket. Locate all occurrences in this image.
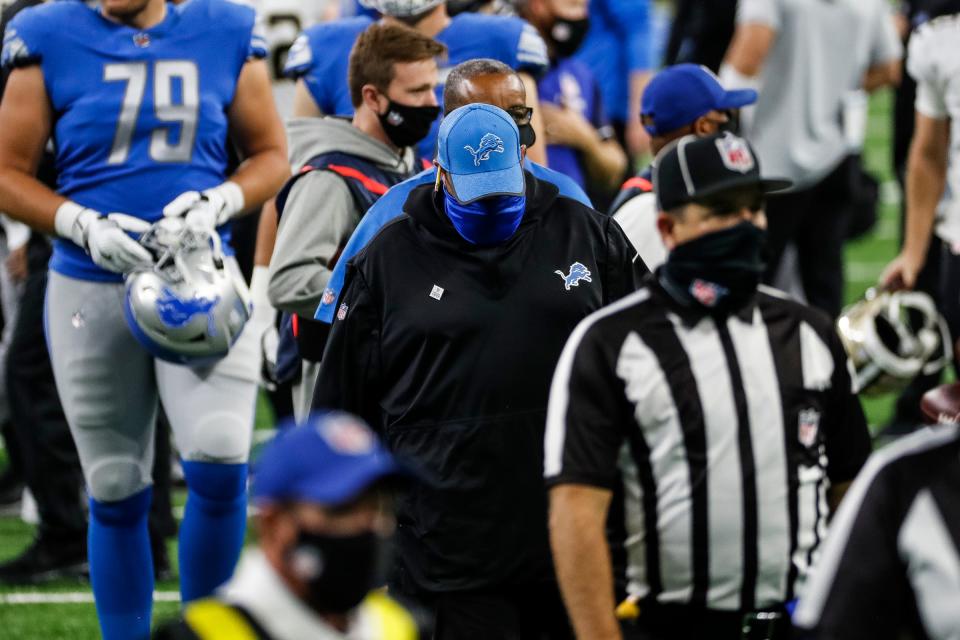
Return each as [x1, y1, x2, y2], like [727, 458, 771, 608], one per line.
[268, 117, 417, 317]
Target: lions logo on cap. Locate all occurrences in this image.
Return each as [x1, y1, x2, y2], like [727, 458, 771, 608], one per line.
[715, 133, 755, 174]
[464, 133, 504, 166]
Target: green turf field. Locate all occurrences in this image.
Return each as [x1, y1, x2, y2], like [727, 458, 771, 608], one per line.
[0, 89, 911, 638]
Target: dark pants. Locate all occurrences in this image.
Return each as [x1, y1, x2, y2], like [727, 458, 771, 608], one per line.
[621, 603, 793, 640]
[889, 162, 947, 429]
[664, 0, 737, 72]
[401, 585, 573, 640]
[938, 242, 960, 351]
[8, 241, 85, 541]
[763, 160, 852, 319]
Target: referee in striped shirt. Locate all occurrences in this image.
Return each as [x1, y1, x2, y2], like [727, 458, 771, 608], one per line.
[794, 423, 960, 639]
[545, 133, 873, 640]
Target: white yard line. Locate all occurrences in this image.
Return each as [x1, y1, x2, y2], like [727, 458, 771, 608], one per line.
[0, 591, 179, 605]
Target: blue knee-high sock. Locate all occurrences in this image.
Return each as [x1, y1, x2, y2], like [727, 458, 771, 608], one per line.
[89, 488, 154, 640]
[179, 461, 248, 603]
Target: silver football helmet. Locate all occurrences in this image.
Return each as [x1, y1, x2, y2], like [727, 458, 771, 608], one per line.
[123, 217, 251, 365]
[358, 0, 445, 17]
[837, 288, 951, 395]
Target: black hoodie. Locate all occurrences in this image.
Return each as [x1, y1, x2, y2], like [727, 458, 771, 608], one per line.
[312, 171, 647, 594]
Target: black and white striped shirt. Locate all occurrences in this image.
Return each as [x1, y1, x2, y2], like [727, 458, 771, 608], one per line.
[794, 424, 960, 640]
[545, 279, 872, 612]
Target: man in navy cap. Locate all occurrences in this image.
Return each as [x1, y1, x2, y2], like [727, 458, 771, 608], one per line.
[312, 103, 645, 639]
[154, 412, 419, 640]
[609, 63, 757, 270]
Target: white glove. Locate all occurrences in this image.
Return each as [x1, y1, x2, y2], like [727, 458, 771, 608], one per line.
[0, 215, 30, 251]
[162, 182, 245, 234]
[54, 202, 153, 273]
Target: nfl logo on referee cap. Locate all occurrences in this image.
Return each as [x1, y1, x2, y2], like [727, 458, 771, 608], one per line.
[798, 408, 821, 447]
[715, 134, 755, 174]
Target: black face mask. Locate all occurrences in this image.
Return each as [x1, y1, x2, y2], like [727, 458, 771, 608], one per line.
[287, 529, 385, 613]
[378, 100, 441, 149]
[518, 122, 536, 149]
[548, 17, 589, 59]
[660, 222, 766, 316]
[718, 109, 742, 135]
[447, 0, 486, 15]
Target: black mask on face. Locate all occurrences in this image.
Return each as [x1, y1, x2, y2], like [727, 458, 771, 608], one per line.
[660, 221, 766, 316]
[378, 99, 441, 149]
[287, 529, 385, 613]
[518, 122, 536, 149]
[447, 0, 487, 15]
[548, 17, 589, 59]
[718, 109, 742, 135]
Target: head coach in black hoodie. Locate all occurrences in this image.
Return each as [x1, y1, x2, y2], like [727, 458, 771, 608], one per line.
[311, 103, 646, 639]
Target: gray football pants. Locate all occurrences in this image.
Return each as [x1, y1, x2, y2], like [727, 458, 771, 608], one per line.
[46, 269, 258, 503]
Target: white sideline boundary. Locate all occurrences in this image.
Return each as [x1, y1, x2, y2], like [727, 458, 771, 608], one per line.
[0, 591, 179, 604]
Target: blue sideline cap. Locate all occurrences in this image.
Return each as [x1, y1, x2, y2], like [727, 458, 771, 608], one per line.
[641, 64, 757, 137]
[254, 412, 412, 507]
[437, 103, 525, 204]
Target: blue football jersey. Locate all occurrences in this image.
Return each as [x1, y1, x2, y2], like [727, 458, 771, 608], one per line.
[284, 13, 548, 158]
[282, 16, 373, 117]
[314, 161, 591, 323]
[2, 0, 267, 281]
[538, 58, 613, 190]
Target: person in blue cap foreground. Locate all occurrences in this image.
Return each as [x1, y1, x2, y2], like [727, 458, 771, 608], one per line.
[311, 103, 646, 638]
[154, 412, 420, 640]
[609, 63, 757, 269]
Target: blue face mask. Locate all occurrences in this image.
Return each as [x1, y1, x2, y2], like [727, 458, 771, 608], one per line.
[443, 187, 526, 245]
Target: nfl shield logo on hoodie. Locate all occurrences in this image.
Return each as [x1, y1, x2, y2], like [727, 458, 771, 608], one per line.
[798, 408, 821, 448]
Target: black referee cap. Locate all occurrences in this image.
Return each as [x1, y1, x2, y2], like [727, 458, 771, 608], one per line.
[653, 133, 792, 212]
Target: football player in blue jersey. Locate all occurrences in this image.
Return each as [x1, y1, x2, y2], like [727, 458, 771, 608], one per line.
[0, 0, 288, 637]
[518, 0, 627, 197]
[283, 0, 551, 165]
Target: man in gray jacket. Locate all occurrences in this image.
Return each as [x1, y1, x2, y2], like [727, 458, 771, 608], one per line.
[268, 23, 444, 417]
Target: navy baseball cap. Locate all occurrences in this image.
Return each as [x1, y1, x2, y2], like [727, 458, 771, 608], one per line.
[436, 103, 525, 204]
[654, 133, 792, 212]
[641, 64, 758, 137]
[254, 412, 413, 507]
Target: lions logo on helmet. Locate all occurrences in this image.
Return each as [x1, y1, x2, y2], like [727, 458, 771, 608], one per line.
[837, 288, 951, 395]
[123, 219, 251, 365]
[156, 288, 220, 334]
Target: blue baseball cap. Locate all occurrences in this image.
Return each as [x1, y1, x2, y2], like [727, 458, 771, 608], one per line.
[436, 103, 525, 204]
[253, 412, 413, 507]
[641, 64, 757, 137]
